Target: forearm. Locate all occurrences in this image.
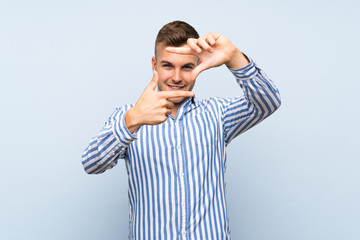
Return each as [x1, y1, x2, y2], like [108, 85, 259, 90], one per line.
[81, 106, 136, 174]
[222, 58, 281, 144]
[82, 127, 122, 174]
[229, 59, 281, 116]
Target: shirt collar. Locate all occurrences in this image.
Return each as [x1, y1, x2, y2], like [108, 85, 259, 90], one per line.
[170, 96, 200, 121]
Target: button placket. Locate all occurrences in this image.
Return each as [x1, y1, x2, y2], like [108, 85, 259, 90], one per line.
[175, 120, 187, 238]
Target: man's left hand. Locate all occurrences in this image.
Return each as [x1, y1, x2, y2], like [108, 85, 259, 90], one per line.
[165, 32, 249, 80]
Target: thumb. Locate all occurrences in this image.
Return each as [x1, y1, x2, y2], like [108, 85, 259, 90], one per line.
[147, 69, 159, 91]
[191, 62, 208, 80]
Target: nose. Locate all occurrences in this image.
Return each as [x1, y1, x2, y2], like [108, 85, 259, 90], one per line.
[172, 69, 182, 82]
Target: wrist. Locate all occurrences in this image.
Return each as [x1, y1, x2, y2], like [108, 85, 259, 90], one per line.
[125, 107, 142, 134]
[225, 49, 250, 69]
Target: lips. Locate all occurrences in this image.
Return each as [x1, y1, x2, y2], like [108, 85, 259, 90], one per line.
[167, 85, 185, 90]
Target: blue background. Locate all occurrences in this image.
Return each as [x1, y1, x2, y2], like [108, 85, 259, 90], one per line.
[1, 0, 359, 239]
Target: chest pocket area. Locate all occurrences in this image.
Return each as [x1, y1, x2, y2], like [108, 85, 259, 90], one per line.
[190, 110, 218, 147]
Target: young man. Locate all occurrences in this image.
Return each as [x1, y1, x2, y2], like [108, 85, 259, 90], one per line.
[82, 21, 281, 239]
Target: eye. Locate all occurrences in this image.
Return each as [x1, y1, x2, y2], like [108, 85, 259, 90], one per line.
[182, 65, 194, 70]
[162, 63, 172, 68]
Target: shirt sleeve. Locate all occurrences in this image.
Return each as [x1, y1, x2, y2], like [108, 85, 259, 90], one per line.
[81, 104, 137, 174]
[220, 58, 281, 145]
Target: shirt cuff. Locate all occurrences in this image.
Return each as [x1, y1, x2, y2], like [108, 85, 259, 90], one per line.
[112, 109, 138, 147]
[227, 57, 258, 81]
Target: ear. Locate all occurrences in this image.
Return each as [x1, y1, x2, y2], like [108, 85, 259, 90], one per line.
[151, 57, 156, 71]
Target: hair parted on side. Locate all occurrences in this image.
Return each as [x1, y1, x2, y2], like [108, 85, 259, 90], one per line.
[155, 20, 199, 58]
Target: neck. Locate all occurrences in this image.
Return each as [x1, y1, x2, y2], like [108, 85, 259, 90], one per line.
[171, 97, 192, 118]
[171, 104, 180, 118]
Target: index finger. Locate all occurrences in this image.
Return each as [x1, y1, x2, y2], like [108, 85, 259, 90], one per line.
[165, 46, 195, 55]
[159, 90, 195, 99]
[146, 70, 159, 91]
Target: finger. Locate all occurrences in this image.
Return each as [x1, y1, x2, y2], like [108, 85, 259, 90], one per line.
[206, 32, 220, 45]
[159, 90, 195, 99]
[191, 62, 208, 80]
[206, 33, 217, 45]
[147, 69, 159, 91]
[197, 38, 213, 52]
[165, 108, 172, 117]
[165, 100, 174, 109]
[165, 46, 194, 55]
[187, 38, 201, 53]
[211, 32, 220, 41]
[159, 99, 174, 109]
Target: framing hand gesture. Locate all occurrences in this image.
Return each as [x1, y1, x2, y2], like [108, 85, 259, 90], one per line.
[125, 70, 195, 133]
[165, 32, 247, 80]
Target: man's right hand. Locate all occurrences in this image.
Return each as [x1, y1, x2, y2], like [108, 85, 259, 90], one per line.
[125, 70, 195, 134]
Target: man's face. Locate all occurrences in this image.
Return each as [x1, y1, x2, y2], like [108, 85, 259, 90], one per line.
[152, 44, 198, 106]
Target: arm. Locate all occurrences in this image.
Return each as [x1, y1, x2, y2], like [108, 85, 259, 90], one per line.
[221, 59, 281, 145]
[81, 105, 137, 174]
[82, 72, 194, 174]
[166, 32, 281, 144]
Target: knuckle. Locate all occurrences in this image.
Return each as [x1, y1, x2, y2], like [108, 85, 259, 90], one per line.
[161, 99, 168, 106]
[158, 93, 165, 99]
[161, 108, 168, 115]
[188, 38, 198, 46]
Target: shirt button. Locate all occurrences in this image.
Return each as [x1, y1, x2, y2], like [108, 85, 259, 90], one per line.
[177, 145, 181, 149]
[182, 202, 185, 207]
[180, 172, 184, 177]
[182, 230, 186, 235]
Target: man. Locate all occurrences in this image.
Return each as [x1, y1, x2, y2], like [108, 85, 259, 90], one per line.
[82, 21, 281, 239]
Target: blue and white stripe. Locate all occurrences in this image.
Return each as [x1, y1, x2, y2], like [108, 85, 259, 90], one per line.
[82, 59, 281, 240]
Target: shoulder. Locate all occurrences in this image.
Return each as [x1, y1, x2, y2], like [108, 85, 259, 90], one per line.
[112, 103, 135, 114]
[192, 97, 230, 115]
[197, 96, 244, 108]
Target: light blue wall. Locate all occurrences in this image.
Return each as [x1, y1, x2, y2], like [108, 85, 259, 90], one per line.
[1, 0, 359, 239]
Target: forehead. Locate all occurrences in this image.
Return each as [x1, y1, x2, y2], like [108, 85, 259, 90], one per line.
[156, 44, 198, 65]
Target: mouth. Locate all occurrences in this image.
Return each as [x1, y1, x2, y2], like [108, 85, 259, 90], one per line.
[167, 84, 185, 90]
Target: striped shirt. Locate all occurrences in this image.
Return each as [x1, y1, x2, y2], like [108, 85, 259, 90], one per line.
[82, 59, 281, 240]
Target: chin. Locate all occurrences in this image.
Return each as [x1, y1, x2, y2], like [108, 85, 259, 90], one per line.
[168, 97, 188, 104]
